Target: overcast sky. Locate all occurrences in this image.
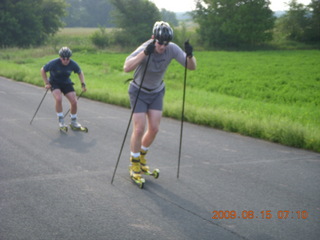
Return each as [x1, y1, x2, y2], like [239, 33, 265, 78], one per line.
[150, 0, 311, 12]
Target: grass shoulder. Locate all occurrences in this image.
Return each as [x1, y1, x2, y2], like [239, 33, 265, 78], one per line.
[0, 47, 319, 152]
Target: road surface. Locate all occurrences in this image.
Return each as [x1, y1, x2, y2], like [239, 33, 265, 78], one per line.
[0, 77, 319, 240]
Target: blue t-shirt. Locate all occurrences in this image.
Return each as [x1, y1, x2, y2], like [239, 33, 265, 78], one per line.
[43, 58, 81, 84]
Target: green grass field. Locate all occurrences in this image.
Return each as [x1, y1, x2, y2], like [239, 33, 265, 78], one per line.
[0, 33, 319, 152]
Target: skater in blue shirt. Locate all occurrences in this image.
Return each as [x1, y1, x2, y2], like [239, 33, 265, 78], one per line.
[41, 47, 87, 129]
[124, 21, 196, 184]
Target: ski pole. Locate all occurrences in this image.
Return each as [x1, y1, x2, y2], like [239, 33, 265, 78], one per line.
[63, 90, 84, 118]
[30, 88, 49, 125]
[177, 55, 188, 179]
[111, 54, 152, 185]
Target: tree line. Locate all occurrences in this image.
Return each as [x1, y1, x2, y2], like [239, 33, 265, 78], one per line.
[0, 0, 319, 48]
[63, 0, 178, 28]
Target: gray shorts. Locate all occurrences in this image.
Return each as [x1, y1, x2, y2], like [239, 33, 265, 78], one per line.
[128, 84, 165, 113]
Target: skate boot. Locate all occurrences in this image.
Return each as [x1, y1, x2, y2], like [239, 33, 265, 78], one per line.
[129, 156, 145, 188]
[140, 149, 150, 173]
[140, 150, 160, 179]
[70, 117, 81, 129]
[58, 116, 66, 127]
[59, 116, 68, 132]
[69, 117, 88, 132]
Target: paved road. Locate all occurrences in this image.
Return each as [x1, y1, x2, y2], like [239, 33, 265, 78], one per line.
[0, 76, 319, 240]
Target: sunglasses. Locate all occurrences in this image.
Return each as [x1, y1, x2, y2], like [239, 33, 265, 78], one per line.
[61, 57, 70, 60]
[157, 40, 169, 46]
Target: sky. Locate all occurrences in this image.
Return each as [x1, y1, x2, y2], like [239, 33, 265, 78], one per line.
[149, 0, 312, 12]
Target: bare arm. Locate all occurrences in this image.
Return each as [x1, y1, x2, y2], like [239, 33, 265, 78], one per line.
[40, 67, 51, 89]
[123, 51, 146, 73]
[78, 71, 87, 92]
[187, 56, 197, 70]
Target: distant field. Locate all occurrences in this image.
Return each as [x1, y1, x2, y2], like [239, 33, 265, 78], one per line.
[57, 28, 99, 36]
[0, 47, 319, 152]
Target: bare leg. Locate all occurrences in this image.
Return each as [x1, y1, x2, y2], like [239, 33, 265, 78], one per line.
[65, 91, 77, 115]
[52, 89, 63, 113]
[130, 112, 147, 153]
[141, 110, 162, 148]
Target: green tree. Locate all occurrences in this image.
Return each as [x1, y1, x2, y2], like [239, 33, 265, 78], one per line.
[62, 0, 84, 27]
[0, 0, 66, 47]
[306, 0, 320, 42]
[63, 0, 114, 27]
[110, 0, 160, 46]
[160, 9, 179, 27]
[276, 0, 309, 42]
[193, 0, 275, 48]
[91, 27, 110, 48]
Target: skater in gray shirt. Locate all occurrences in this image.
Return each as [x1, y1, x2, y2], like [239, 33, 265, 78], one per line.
[124, 21, 196, 183]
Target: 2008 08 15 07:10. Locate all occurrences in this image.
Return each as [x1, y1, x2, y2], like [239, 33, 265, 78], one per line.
[212, 210, 309, 220]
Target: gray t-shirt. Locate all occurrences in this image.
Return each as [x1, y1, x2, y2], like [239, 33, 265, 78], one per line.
[126, 39, 187, 93]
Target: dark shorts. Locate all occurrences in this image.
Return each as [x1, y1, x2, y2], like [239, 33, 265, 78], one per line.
[128, 84, 165, 113]
[50, 82, 75, 95]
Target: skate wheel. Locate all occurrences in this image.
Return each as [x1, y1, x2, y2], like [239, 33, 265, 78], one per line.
[60, 127, 68, 133]
[153, 169, 160, 179]
[139, 178, 145, 189]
